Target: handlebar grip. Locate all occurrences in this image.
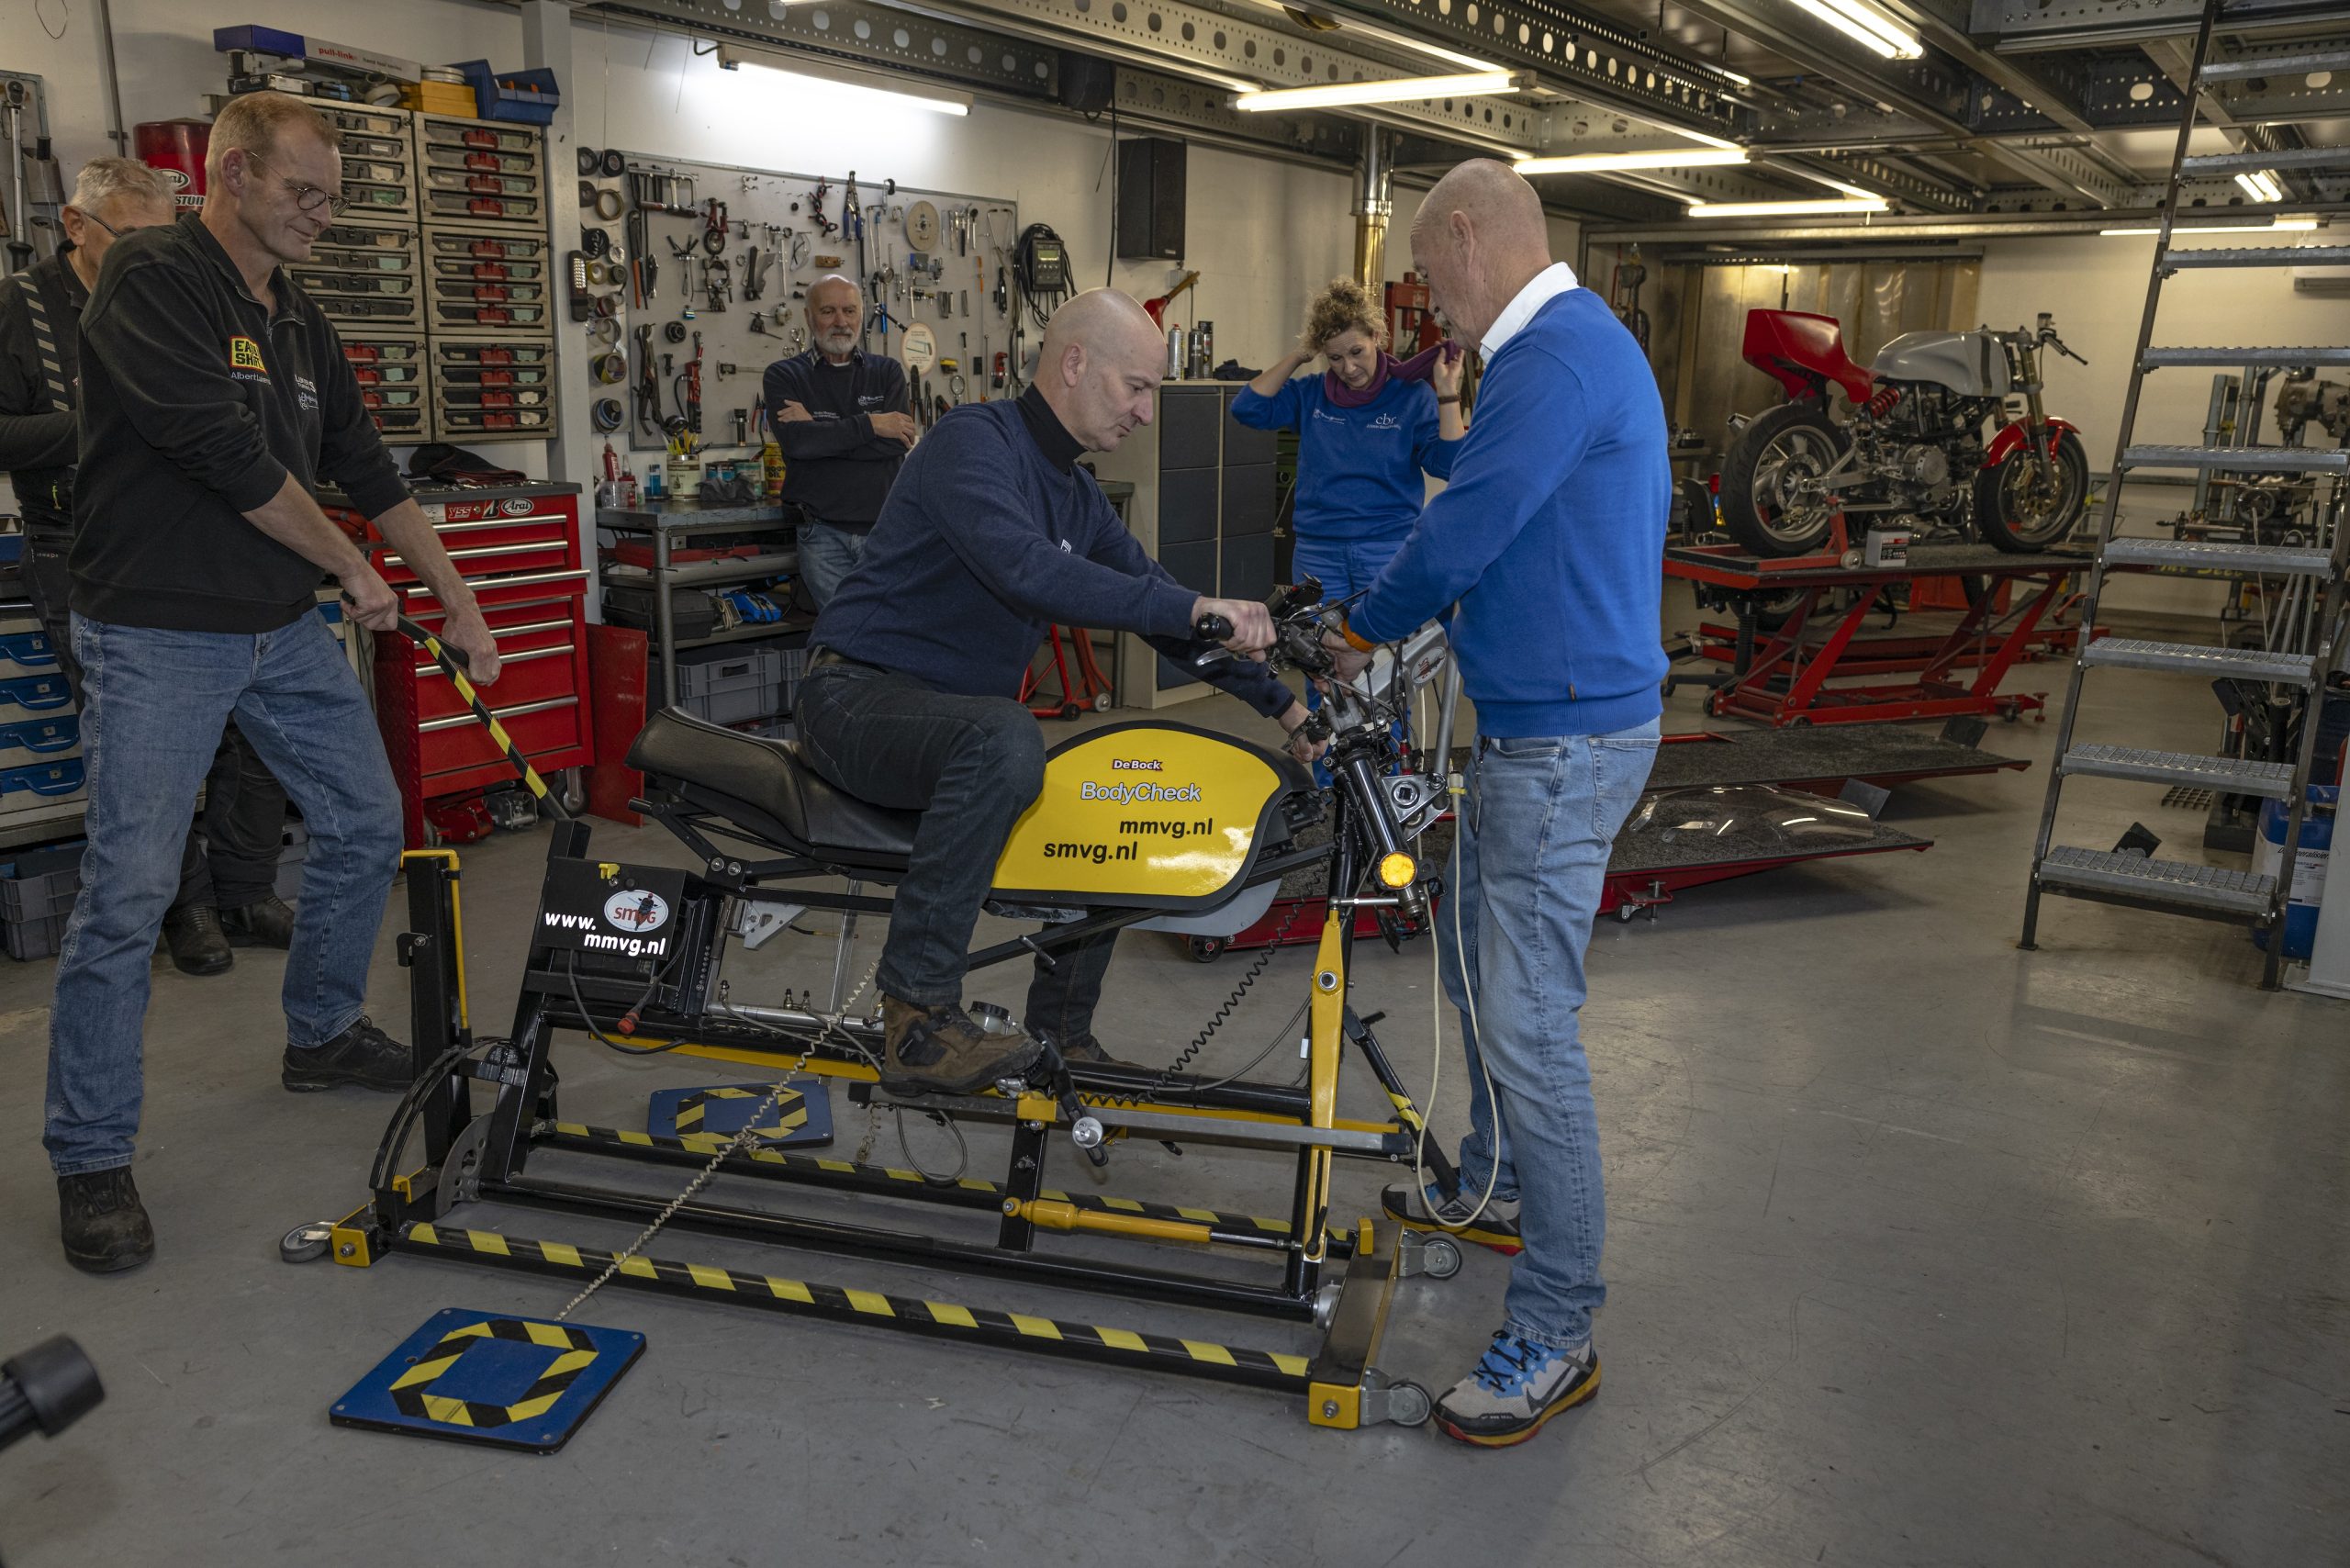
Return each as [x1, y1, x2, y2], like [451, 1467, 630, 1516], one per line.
[1195, 613, 1234, 643]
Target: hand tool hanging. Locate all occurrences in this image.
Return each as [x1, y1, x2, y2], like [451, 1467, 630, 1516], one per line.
[632, 323, 660, 435]
[843, 172, 866, 349]
[687, 330, 704, 439]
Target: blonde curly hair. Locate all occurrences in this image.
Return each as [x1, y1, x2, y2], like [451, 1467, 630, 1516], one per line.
[1301, 276, 1387, 355]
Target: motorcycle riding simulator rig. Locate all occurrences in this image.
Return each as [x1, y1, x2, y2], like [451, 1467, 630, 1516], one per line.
[323, 584, 1475, 1430]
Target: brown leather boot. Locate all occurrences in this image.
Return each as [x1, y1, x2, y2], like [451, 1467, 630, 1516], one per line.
[879, 997, 1044, 1093]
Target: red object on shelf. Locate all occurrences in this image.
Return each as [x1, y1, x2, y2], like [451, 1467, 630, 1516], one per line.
[603, 539, 767, 571]
[343, 488, 596, 847]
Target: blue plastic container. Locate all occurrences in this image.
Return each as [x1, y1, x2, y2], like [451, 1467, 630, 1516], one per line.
[451, 59, 560, 124]
[2254, 785, 2336, 959]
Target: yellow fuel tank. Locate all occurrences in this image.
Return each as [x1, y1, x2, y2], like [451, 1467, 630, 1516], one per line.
[991, 721, 1307, 910]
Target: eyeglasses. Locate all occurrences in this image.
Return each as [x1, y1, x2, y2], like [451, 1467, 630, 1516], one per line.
[78, 210, 122, 240]
[246, 154, 349, 218]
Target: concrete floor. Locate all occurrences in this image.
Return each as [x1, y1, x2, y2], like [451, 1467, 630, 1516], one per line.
[2, 623, 2345, 1567]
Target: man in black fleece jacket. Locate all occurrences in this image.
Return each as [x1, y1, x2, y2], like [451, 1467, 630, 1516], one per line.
[762, 274, 913, 607]
[43, 93, 500, 1276]
[802, 288, 1320, 1093]
[0, 155, 296, 978]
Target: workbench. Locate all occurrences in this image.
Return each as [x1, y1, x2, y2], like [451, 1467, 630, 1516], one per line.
[594, 498, 800, 708]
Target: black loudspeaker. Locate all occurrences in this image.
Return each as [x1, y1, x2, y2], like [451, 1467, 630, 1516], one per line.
[1060, 52, 1115, 113]
[1116, 137, 1186, 261]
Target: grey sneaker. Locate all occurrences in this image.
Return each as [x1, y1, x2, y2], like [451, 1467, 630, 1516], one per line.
[1381, 1181, 1522, 1255]
[1434, 1329, 1599, 1447]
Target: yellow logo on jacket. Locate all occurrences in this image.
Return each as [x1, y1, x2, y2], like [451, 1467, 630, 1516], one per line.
[229, 335, 266, 373]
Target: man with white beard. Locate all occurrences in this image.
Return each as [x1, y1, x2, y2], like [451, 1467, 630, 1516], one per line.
[762, 274, 916, 606]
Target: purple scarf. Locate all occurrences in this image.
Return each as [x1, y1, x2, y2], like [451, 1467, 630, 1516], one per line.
[1323, 342, 1458, 409]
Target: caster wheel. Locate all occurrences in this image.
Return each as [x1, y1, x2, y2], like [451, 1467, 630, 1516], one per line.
[1386, 1380, 1434, 1428]
[1187, 935, 1226, 963]
[1061, 702, 1082, 721]
[1420, 1233, 1463, 1281]
[1092, 691, 1113, 711]
[280, 1221, 333, 1264]
[1617, 903, 1638, 923]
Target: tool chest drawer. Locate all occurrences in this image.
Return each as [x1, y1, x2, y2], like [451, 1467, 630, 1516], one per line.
[416, 116, 544, 229]
[341, 332, 428, 443]
[0, 628, 61, 682]
[355, 486, 591, 847]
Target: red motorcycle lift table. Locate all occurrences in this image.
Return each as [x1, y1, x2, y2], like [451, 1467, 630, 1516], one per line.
[1667, 541, 2097, 727]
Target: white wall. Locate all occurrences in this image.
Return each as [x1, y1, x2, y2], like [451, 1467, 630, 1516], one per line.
[1974, 230, 2347, 622]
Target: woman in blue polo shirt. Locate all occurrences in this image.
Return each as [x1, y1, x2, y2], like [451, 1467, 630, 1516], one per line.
[1232, 276, 1465, 606]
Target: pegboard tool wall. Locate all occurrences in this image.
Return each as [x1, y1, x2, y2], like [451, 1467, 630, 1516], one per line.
[574, 152, 1020, 458]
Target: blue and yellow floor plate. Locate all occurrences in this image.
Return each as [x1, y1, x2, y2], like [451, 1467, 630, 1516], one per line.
[397, 1223, 1312, 1392]
[644, 1080, 834, 1148]
[330, 1307, 644, 1453]
[539, 1121, 1301, 1240]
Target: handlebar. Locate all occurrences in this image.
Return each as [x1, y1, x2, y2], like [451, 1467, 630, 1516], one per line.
[1194, 613, 1234, 643]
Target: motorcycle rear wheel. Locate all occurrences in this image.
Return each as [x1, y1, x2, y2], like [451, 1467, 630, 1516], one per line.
[1975, 430, 2089, 552]
[1720, 402, 1851, 557]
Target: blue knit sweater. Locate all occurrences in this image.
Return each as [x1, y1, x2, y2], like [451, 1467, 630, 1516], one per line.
[1350, 287, 1668, 738]
[814, 395, 1295, 718]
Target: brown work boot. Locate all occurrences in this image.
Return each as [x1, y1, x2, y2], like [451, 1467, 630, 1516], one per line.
[1046, 1030, 1137, 1069]
[879, 997, 1044, 1094]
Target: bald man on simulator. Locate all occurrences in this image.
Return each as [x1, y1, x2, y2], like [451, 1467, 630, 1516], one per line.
[800, 289, 1322, 1094]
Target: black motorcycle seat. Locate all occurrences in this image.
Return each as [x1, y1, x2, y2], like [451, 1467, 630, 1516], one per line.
[626, 709, 918, 870]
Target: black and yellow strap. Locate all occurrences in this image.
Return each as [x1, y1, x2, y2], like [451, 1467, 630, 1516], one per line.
[375, 605, 570, 821]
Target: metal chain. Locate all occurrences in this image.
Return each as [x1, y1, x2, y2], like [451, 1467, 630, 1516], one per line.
[556, 959, 880, 1321]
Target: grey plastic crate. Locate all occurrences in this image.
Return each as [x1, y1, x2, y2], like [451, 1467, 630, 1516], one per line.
[5, 909, 68, 961]
[1, 844, 84, 924]
[654, 644, 782, 726]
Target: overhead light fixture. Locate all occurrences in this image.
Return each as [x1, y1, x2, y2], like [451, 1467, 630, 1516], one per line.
[1784, 0, 1923, 59]
[715, 42, 972, 115]
[1516, 148, 1752, 174]
[1686, 196, 1891, 218]
[1233, 71, 1524, 112]
[2234, 170, 2286, 203]
[2100, 217, 2319, 236]
[1715, 67, 1754, 87]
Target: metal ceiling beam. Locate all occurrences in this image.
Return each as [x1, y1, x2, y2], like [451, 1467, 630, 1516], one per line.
[1879, 0, 2100, 135]
[591, 0, 1065, 98]
[1585, 203, 2347, 241]
[1969, 0, 2350, 55]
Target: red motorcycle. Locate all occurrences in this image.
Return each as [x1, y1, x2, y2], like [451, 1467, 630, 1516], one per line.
[1719, 308, 2091, 556]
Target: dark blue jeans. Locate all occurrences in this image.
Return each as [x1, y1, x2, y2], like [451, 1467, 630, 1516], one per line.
[44, 611, 404, 1176]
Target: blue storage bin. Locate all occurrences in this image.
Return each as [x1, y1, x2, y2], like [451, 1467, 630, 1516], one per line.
[0, 714, 77, 765]
[0, 758, 83, 798]
[0, 673, 72, 713]
[0, 629, 56, 678]
[451, 59, 560, 124]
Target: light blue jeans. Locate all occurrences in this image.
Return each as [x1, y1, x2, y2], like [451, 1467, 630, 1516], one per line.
[796, 517, 868, 609]
[44, 610, 404, 1176]
[1438, 717, 1660, 1349]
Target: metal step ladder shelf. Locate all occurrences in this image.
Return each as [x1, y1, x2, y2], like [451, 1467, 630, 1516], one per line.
[2020, 5, 2350, 990]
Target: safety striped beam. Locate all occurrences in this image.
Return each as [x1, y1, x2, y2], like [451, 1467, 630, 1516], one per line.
[542, 1122, 1303, 1239]
[398, 1223, 1313, 1392]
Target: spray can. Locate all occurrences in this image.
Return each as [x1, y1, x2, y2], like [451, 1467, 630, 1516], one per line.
[1166, 325, 1184, 380]
[1196, 319, 1214, 377]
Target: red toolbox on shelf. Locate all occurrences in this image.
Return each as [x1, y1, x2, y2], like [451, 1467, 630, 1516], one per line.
[333, 484, 592, 847]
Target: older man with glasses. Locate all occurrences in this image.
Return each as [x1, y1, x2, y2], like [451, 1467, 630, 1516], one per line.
[43, 92, 500, 1275]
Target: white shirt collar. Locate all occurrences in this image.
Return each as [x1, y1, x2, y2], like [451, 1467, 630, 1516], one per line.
[1479, 261, 1580, 357]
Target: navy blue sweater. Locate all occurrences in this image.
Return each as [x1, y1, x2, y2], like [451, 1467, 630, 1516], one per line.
[1351, 286, 1667, 737]
[814, 391, 1294, 718]
[762, 350, 909, 527]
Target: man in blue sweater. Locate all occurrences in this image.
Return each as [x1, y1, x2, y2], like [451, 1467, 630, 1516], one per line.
[764, 275, 915, 606]
[1326, 160, 1668, 1448]
[802, 288, 1319, 1092]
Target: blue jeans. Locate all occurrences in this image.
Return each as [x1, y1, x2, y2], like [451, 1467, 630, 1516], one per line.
[44, 611, 404, 1176]
[1438, 717, 1660, 1349]
[796, 517, 868, 609]
[1292, 532, 1411, 786]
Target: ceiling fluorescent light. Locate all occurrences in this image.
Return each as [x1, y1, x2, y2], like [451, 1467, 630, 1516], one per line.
[2233, 170, 2285, 203]
[1233, 71, 1523, 112]
[1785, 0, 1923, 59]
[1516, 148, 1751, 174]
[2100, 217, 2318, 236]
[1687, 196, 1891, 218]
[715, 43, 972, 115]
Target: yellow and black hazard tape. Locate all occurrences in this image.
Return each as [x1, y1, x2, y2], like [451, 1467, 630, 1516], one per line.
[398, 1222, 1312, 1391]
[672, 1085, 810, 1138]
[382, 610, 568, 820]
[542, 1122, 1300, 1239]
[388, 1316, 599, 1429]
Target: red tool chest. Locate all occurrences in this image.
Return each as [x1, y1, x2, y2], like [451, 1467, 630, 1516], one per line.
[334, 483, 592, 846]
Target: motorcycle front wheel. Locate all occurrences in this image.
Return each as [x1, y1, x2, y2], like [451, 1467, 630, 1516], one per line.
[1719, 402, 1851, 557]
[1975, 429, 2089, 552]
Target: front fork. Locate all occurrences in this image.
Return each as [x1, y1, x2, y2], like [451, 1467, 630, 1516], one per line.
[2017, 342, 2057, 489]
